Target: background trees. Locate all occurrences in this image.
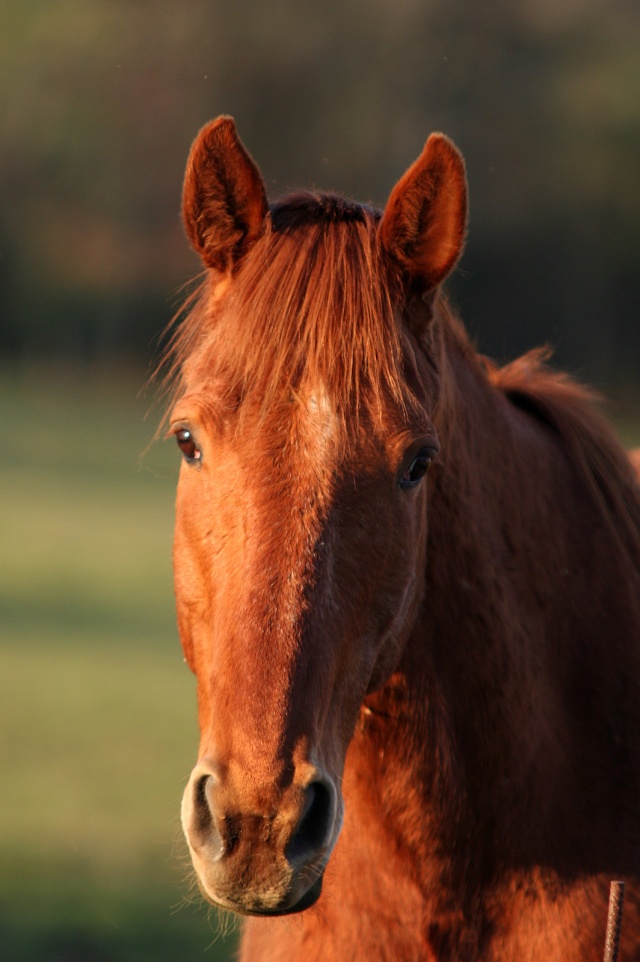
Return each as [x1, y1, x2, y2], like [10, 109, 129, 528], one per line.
[1, 0, 638, 388]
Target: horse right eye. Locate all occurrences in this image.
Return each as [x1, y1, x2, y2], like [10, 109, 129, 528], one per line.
[398, 447, 434, 490]
[175, 428, 201, 463]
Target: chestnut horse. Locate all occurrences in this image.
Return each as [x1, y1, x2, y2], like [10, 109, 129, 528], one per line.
[167, 117, 640, 961]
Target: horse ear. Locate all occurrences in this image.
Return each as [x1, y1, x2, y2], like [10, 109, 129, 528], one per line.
[379, 133, 467, 292]
[182, 117, 268, 273]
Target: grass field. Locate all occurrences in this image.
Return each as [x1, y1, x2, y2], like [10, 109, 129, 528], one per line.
[0, 364, 238, 961]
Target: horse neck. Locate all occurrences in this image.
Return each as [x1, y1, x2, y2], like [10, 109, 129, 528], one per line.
[417, 335, 542, 802]
[359, 318, 640, 884]
[329, 320, 640, 959]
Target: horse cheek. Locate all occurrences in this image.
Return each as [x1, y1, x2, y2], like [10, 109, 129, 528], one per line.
[173, 508, 204, 675]
[367, 498, 428, 692]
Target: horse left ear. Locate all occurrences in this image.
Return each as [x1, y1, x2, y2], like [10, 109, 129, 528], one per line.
[379, 133, 467, 293]
[182, 116, 268, 273]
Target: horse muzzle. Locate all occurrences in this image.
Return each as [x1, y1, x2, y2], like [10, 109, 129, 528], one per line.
[181, 759, 341, 915]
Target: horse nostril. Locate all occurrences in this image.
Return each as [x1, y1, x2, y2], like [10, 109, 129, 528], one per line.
[193, 774, 213, 834]
[285, 780, 335, 868]
[186, 773, 225, 861]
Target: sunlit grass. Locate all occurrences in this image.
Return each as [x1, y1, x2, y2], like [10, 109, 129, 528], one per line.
[1, 631, 193, 862]
[0, 364, 237, 961]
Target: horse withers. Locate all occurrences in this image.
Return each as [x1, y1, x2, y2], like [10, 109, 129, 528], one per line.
[165, 117, 640, 961]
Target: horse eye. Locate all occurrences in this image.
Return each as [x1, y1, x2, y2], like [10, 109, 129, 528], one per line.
[399, 449, 433, 490]
[175, 428, 201, 463]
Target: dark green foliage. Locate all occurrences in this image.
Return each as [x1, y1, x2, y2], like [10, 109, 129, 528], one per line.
[0, 0, 639, 384]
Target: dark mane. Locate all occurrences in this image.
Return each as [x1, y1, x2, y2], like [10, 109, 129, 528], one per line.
[163, 192, 419, 442]
[488, 348, 640, 562]
[270, 191, 381, 228]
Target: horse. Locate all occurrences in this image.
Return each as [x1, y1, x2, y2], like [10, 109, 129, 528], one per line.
[165, 116, 640, 961]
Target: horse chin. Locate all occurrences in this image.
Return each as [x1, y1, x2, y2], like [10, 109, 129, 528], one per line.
[249, 874, 324, 917]
[198, 872, 324, 917]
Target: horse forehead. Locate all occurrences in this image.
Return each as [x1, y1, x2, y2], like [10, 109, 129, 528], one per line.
[221, 384, 340, 489]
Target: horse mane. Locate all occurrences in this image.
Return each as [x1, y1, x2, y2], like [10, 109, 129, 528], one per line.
[160, 190, 640, 565]
[162, 192, 423, 446]
[487, 348, 640, 563]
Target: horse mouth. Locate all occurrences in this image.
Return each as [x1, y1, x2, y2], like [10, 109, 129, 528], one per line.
[248, 873, 324, 916]
[198, 870, 324, 917]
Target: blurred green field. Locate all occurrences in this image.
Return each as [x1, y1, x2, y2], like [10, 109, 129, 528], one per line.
[0, 365, 238, 961]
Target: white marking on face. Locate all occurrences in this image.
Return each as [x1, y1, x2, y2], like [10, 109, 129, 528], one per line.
[305, 385, 336, 444]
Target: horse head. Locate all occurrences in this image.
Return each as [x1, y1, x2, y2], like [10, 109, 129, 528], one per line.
[172, 117, 467, 915]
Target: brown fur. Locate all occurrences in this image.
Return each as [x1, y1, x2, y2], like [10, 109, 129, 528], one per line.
[168, 191, 421, 453]
[166, 118, 640, 961]
[182, 116, 268, 272]
[379, 132, 468, 291]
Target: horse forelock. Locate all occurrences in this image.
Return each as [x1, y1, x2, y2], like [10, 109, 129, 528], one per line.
[163, 192, 428, 451]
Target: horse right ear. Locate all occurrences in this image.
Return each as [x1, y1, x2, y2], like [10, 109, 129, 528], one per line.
[182, 117, 268, 273]
[378, 133, 467, 294]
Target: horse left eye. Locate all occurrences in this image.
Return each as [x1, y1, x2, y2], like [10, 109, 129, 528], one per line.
[399, 449, 433, 489]
[175, 428, 201, 463]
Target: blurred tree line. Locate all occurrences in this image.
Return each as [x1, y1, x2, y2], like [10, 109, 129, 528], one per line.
[1, 0, 638, 388]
